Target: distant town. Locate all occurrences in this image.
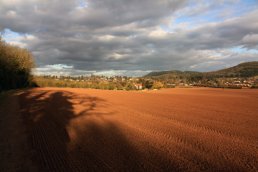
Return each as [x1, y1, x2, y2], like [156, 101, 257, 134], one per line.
[35, 74, 258, 90]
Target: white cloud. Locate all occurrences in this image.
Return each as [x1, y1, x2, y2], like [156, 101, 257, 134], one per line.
[148, 27, 169, 38]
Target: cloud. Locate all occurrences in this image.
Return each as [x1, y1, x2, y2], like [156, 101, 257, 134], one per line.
[0, 0, 257, 76]
[242, 34, 258, 49]
[33, 64, 150, 77]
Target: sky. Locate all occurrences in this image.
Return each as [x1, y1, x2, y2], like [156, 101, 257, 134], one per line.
[0, 0, 258, 76]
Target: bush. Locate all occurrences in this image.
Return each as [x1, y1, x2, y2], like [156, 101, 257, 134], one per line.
[143, 80, 153, 89]
[0, 37, 35, 91]
[152, 81, 164, 89]
[251, 85, 258, 89]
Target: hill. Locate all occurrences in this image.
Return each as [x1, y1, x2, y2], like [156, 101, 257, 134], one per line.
[145, 61, 258, 79]
[144, 61, 258, 88]
[205, 61, 258, 78]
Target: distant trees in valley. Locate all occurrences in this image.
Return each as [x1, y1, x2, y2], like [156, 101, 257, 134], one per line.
[34, 75, 168, 90]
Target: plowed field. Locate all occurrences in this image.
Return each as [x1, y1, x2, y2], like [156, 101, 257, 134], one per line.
[0, 88, 257, 171]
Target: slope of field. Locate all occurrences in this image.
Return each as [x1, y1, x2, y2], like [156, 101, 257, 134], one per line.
[0, 88, 258, 171]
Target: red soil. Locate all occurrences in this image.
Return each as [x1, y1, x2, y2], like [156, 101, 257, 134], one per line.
[0, 88, 257, 171]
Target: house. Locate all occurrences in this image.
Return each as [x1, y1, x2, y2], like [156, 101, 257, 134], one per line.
[134, 83, 143, 90]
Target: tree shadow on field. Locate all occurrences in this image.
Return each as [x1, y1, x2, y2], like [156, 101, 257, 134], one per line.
[19, 90, 172, 172]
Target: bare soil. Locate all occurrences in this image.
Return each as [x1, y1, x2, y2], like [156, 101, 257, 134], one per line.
[0, 88, 257, 171]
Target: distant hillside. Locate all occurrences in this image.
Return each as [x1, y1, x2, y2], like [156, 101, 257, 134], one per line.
[145, 61, 258, 79]
[205, 61, 258, 78]
[145, 70, 201, 77]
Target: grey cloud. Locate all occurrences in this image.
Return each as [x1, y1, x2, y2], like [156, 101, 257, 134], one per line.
[242, 34, 258, 49]
[0, 0, 257, 76]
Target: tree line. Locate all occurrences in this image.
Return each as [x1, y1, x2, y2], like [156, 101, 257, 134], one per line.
[34, 76, 166, 90]
[0, 37, 35, 91]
